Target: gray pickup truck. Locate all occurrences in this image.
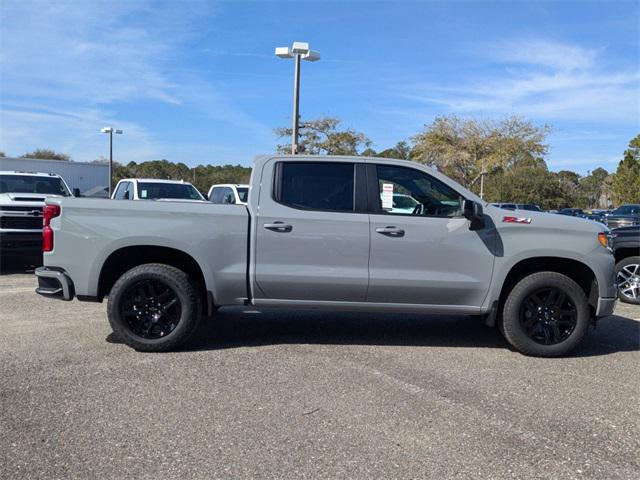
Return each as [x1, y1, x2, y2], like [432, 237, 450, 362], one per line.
[35, 155, 617, 357]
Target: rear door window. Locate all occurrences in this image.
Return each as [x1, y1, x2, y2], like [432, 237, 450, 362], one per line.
[275, 162, 355, 212]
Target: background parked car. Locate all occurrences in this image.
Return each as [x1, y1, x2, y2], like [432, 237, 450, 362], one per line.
[379, 193, 420, 214]
[490, 203, 516, 210]
[603, 204, 640, 229]
[112, 179, 205, 201]
[516, 204, 542, 212]
[611, 225, 640, 304]
[557, 208, 585, 217]
[0, 170, 74, 267]
[208, 184, 249, 205]
[583, 211, 607, 223]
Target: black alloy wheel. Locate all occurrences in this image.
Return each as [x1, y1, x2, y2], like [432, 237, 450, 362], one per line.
[519, 287, 578, 345]
[501, 271, 589, 357]
[107, 263, 202, 352]
[120, 279, 182, 339]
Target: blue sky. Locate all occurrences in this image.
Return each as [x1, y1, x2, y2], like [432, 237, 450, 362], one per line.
[0, 0, 638, 174]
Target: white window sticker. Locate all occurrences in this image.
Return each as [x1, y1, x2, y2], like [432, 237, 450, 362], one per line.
[141, 190, 147, 198]
[381, 183, 394, 210]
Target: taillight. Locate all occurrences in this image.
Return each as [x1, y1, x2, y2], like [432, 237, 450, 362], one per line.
[43, 204, 61, 252]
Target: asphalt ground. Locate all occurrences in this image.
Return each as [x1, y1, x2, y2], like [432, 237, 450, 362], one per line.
[1, 272, 639, 479]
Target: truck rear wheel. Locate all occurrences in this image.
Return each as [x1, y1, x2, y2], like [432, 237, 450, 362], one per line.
[107, 263, 201, 352]
[501, 271, 590, 357]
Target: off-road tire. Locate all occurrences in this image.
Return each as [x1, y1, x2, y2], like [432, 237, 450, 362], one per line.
[107, 263, 201, 352]
[502, 271, 590, 357]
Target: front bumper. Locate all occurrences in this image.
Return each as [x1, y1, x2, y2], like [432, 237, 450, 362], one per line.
[35, 267, 75, 301]
[0, 231, 42, 255]
[596, 297, 617, 318]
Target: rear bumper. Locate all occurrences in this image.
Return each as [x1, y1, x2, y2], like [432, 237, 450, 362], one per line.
[35, 267, 75, 301]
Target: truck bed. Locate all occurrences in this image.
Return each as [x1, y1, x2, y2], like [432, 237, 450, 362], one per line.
[44, 198, 249, 304]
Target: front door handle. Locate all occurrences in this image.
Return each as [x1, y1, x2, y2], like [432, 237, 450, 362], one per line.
[264, 222, 293, 233]
[375, 226, 405, 237]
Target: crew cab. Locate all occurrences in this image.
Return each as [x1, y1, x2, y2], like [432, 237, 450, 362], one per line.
[112, 178, 205, 201]
[35, 155, 617, 357]
[0, 171, 73, 264]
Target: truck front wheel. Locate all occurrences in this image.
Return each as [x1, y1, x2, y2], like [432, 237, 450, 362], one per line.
[501, 271, 590, 357]
[107, 263, 201, 352]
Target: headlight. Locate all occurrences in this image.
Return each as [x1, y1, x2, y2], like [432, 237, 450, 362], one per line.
[598, 232, 613, 251]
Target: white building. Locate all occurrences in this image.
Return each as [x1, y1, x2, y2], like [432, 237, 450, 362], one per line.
[0, 157, 108, 194]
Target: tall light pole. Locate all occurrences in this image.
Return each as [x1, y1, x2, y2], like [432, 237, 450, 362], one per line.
[275, 42, 320, 154]
[101, 127, 123, 197]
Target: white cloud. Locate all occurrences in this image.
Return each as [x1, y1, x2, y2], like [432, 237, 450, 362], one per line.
[488, 39, 599, 71]
[0, 1, 186, 105]
[0, 0, 269, 163]
[396, 39, 639, 123]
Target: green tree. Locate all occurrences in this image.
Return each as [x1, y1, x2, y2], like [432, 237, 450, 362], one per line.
[411, 115, 550, 192]
[275, 117, 371, 155]
[21, 149, 70, 161]
[360, 148, 377, 157]
[554, 170, 582, 208]
[376, 141, 411, 160]
[0, 151, 6, 157]
[578, 167, 609, 209]
[112, 159, 252, 193]
[612, 134, 640, 204]
[482, 157, 566, 209]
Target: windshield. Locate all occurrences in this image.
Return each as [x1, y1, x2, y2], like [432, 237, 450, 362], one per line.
[613, 205, 640, 215]
[237, 187, 249, 202]
[137, 182, 204, 200]
[0, 175, 70, 196]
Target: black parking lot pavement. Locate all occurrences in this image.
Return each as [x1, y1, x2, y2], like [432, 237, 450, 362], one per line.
[1, 273, 639, 479]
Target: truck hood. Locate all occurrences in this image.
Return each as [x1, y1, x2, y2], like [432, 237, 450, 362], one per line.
[0, 192, 65, 205]
[486, 205, 608, 235]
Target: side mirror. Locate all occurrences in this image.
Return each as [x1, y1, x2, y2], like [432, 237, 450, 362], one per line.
[463, 200, 485, 230]
[123, 190, 130, 200]
[72, 188, 81, 197]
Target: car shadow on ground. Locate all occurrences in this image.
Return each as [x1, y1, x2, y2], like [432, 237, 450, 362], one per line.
[108, 307, 639, 357]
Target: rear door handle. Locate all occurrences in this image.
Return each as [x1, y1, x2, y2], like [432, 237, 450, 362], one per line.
[264, 222, 293, 233]
[375, 226, 405, 237]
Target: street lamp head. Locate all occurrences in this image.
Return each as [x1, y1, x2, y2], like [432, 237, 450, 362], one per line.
[291, 42, 310, 54]
[302, 50, 320, 62]
[101, 127, 123, 134]
[275, 46, 293, 59]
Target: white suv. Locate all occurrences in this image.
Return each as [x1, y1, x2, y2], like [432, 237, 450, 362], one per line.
[112, 179, 205, 201]
[207, 184, 249, 205]
[0, 171, 73, 263]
